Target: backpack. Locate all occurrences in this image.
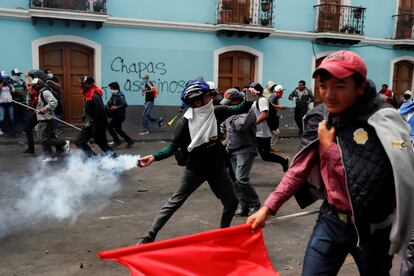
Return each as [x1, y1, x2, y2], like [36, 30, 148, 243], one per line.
[153, 86, 159, 98]
[256, 97, 279, 131]
[40, 87, 63, 115]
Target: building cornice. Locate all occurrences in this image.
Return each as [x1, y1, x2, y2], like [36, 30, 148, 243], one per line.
[0, 7, 413, 47]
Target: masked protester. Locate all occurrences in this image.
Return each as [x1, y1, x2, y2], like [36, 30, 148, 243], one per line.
[10, 68, 27, 132]
[0, 72, 16, 136]
[22, 70, 46, 155]
[136, 79, 254, 244]
[75, 76, 115, 158]
[30, 78, 69, 162]
[106, 81, 134, 148]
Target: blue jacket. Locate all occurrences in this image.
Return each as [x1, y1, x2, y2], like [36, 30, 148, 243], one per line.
[106, 91, 128, 120]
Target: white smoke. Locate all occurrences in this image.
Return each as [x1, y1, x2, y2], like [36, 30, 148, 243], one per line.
[0, 152, 139, 238]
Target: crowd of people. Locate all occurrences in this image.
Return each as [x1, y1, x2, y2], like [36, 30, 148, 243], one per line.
[1, 49, 414, 275]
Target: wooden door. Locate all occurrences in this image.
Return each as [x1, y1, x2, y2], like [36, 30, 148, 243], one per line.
[220, 0, 251, 24]
[393, 60, 413, 103]
[313, 56, 325, 106]
[40, 43, 94, 123]
[397, 0, 414, 38]
[218, 51, 255, 93]
[318, 0, 341, 32]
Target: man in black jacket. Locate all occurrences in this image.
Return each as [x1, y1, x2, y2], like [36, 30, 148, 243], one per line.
[106, 81, 133, 148]
[288, 80, 314, 135]
[75, 76, 115, 158]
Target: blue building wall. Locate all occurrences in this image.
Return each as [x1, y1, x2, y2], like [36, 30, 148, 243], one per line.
[0, 0, 413, 129]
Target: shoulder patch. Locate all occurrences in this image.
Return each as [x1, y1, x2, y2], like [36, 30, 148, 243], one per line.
[353, 128, 368, 145]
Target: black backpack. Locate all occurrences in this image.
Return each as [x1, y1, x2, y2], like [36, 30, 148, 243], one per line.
[256, 97, 279, 131]
[40, 87, 63, 115]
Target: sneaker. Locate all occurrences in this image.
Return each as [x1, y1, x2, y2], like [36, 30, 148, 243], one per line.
[23, 148, 35, 155]
[282, 156, 289, 172]
[63, 140, 71, 155]
[43, 157, 57, 162]
[234, 206, 249, 217]
[126, 141, 135, 148]
[248, 207, 261, 216]
[270, 147, 280, 153]
[137, 234, 155, 245]
[111, 141, 122, 148]
[139, 131, 150, 135]
[158, 118, 164, 127]
[0, 130, 4, 136]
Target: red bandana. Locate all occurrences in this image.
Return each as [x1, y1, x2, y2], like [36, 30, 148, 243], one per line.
[82, 86, 103, 101]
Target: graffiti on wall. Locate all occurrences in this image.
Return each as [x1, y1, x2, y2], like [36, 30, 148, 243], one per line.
[110, 57, 186, 95]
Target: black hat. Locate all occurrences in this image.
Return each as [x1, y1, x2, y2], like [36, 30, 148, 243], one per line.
[29, 69, 46, 81]
[248, 82, 264, 93]
[108, 81, 120, 90]
[81, 76, 95, 85]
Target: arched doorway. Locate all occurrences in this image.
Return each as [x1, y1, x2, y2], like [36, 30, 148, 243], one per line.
[392, 60, 414, 103]
[218, 51, 255, 93]
[39, 43, 94, 123]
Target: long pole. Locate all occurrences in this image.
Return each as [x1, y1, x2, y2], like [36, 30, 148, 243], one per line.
[266, 210, 319, 225]
[1, 96, 82, 131]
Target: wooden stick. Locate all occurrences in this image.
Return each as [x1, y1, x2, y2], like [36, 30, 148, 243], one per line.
[266, 210, 319, 225]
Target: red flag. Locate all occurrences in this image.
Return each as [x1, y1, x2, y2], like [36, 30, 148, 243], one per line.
[99, 224, 278, 276]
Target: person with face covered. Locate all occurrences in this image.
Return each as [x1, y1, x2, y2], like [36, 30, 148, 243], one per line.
[0, 72, 16, 136]
[136, 79, 253, 244]
[106, 81, 134, 148]
[75, 76, 115, 158]
[30, 78, 69, 161]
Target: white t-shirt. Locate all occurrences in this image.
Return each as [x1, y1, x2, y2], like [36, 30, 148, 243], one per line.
[0, 86, 13, 103]
[253, 97, 271, 138]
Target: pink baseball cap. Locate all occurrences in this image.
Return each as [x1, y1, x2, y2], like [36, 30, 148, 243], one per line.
[312, 50, 367, 80]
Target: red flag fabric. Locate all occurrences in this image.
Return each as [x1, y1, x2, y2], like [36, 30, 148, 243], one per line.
[99, 224, 278, 276]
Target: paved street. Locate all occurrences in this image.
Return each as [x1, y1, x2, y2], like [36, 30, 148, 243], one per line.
[0, 136, 401, 275]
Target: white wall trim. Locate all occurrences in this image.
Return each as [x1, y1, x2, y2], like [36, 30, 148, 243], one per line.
[389, 56, 414, 92]
[32, 35, 102, 86]
[213, 45, 263, 86]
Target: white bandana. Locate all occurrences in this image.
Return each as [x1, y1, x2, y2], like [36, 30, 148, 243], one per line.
[184, 100, 217, 152]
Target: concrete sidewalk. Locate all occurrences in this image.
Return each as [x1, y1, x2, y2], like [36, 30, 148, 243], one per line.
[0, 126, 300, 145]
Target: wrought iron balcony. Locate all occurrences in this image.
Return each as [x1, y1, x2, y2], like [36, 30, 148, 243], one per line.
[29, 0, 107, 14]
[314, 4, 365, 35]
[216, 0, 274, 28]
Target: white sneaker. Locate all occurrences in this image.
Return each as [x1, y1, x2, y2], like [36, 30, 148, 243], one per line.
[0, 130, 4, 136]
[43, 157, 57, 162]
[63, 140, 70, 155]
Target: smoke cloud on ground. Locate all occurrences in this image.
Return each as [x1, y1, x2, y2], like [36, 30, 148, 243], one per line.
[0, 152, 139, 238]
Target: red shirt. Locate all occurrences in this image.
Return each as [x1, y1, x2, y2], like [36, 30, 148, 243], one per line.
[264, 143, 351, 213]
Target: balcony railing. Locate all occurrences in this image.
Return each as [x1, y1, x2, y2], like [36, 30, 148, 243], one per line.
[29, 0, 107, 13]
[217, 0, 274, 28]
[393, 14, 414, 39]
[314, 4, 365, 35]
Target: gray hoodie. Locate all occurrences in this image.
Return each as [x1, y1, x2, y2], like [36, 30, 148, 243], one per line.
[36, 89, 57, 121]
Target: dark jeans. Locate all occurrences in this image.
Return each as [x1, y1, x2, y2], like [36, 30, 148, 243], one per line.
[294, 107, 307, 135]
[148, 168, 238, 239]
[107, 118, 132, 144]
[0, 102, 15, 135]
[13, 103, 27, 132]
[256, 137, 286, 167]
[38, 120, 66, 158]
[229, 152, 260, 210]
[75, 124, 114, 157]
[400, 231, 414, 276]
[25, 112, 38, 151]
[142, 101, 161, 132]
[303, 203, 393, 276]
